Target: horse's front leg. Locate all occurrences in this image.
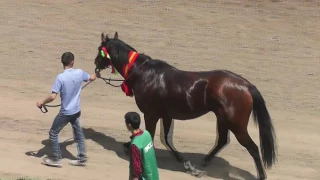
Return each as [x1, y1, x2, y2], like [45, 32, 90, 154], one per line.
[160, 117, 184, 162]
[160, 117, 206, 178]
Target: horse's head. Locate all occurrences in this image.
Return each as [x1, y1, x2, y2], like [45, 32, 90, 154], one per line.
[94, 32, 119, 72]
[94, 32, 139, 78]
[94, 32, 148, 97]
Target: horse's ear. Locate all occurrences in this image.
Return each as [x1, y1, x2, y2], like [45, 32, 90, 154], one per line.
[101, 33, 105, 42]
[114, 31, 118, 39]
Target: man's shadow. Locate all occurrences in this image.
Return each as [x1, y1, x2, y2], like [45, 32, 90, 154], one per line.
[82, 127, 257, 180]
[25, 139, 77, 160]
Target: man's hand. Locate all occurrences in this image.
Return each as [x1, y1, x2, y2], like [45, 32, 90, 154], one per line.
[36, 101, 43, 108]
[132, 178, 139, 180]
[89, 72, 98, 81]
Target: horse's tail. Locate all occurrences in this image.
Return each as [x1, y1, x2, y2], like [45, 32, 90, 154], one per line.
[248, 85, 277, 169]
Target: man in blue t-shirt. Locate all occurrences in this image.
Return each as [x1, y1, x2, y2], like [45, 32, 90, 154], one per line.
[36, 52, 98, 167]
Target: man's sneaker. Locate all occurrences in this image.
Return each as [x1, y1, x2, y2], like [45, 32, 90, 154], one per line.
[41, 157, 62, 168]
[69, 159, 86, 167]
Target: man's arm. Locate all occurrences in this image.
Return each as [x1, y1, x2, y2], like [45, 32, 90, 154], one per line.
[131, 144, 142, 180]
[83, 70, 98, 82]
[41, 93, 57, 105]
[36, 77, 60, 107]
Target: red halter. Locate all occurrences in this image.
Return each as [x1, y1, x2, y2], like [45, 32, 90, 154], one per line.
[101, 47, 139, 96]
[120, 51, 139, 96]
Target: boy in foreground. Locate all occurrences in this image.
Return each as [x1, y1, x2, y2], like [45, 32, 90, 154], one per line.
[124, 112, 159, 180]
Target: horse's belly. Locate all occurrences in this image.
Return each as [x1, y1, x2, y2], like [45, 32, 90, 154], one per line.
[169, 109, 209, 120]
[164, 80, 210, 120]
[164, 96, 209, 120]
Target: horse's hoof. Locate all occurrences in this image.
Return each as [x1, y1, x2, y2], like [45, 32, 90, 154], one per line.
[258, 175, 266, 180]
[123, 142, 131, 148]
[123, 148, 129, 155]
[123, 142, 131, 156]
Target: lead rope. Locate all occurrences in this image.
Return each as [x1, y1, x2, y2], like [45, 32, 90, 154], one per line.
[99, 59, 149, 87]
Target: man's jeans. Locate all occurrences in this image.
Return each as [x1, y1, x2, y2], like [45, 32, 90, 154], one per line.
[49, 111, 86, 161]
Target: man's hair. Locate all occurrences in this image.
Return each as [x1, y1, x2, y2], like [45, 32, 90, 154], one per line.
[124, 112, 141, 130]
[61, 52, 74, 66]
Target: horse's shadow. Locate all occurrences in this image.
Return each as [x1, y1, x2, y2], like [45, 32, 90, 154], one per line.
[82, 127, 257, 180]
[25, 139, 77, 160]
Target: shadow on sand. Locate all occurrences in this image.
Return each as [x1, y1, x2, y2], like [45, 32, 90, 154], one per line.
[25, 128, 256, 179]
[25, 139, 77, 160]
[82, 128, 257, 180]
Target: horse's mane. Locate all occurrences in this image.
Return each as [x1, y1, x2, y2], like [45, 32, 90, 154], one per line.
[113, 39, 137, 52]
[112, 39, 177, 70]
[143, 56, 174, 69]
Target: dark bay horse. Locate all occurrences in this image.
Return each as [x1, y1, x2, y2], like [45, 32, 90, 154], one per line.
[94, 32, 277, 179]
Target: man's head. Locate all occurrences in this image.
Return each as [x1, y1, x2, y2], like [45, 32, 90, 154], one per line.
[61, 52, 75, 67]
[124, 112, 141, 131]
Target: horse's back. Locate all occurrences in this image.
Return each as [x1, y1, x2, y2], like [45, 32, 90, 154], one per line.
[139, 60, 252, 119]
[144, 59, 252, 99]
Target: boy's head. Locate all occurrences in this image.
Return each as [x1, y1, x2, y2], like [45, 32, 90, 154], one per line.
[61, 52, 75, 67]
[124, 112, 141, 131]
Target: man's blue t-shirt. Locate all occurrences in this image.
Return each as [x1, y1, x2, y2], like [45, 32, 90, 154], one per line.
[51, 68, 90, 115]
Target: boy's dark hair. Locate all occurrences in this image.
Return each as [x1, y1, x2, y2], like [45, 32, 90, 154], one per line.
[61, 52, 74, 66]
[124, 112, 141, 130]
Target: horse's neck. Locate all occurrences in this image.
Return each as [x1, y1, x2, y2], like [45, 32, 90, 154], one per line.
[123, 55, 147, 82]
[135, 54, 150, 66]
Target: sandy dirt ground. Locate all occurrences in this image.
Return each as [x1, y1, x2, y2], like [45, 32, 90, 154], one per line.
[0, 0, 319, 179]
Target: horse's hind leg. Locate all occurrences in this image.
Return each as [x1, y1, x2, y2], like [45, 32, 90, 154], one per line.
[227, 100, 266, 179]
[202, 116, 230, 166]
[160, 117, 184, 162]
[232, 128, 266, 180]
